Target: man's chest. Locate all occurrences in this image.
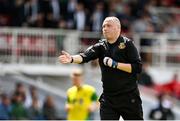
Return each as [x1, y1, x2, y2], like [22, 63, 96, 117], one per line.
[69, 90, 91, 104]
[102, 44, 128, 62]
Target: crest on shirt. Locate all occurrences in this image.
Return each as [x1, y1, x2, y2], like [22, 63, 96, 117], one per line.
[118, 42, 126, 49]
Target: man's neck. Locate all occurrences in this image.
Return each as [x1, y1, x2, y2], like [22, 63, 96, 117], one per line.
[76, 85, 82, 89]
[108, 36, 119, 44]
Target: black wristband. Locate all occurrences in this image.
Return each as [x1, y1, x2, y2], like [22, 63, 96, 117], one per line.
[70, 56, 73, 63]
[112, 60, 118, 68]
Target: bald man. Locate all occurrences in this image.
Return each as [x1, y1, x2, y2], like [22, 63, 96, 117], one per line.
[59, 17, 143, 120]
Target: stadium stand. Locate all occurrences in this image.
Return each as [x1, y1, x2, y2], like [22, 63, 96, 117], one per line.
[0, 0, 179, 120]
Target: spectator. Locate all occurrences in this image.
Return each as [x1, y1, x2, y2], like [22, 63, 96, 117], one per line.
[48, 0, 61, 21]
[91, 2, 105, 31]
[40, 0, 61, 28]
[11, 0, 25, 26]
[29, 85, 38, 99]
[107, 1, 118, 17]
[132, 11, 153, 33]
[149, 93, 175, 120]
[25, 85, 41, 108]
[155, 73, 180, 99]
[67, 0, 77, 29]
[164, 14, 180, 34]
[139, 63, 154, 87]
[42, 95, 57, 120]
[10, 92, 28, 119]
[58, 19, 67, 29]
[0, 0, 13, 26]
[67, 0, 77, 14]
[12, 83, 26, 104]
[73, 2, 89, 31]
[27, 97, 42, 120]
[23, 0, 42, 27]
[0, 93, 11, 120]
[118, 3, 134, 34]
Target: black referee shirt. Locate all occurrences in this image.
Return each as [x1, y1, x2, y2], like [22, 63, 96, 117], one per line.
[80, 36, 142, 95]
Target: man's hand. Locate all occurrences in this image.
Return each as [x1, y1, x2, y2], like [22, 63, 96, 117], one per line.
[103, 57, 118, 68]
[65, 104, 72, 112]
[103, 57, 113, 67]
[59, 51, 72, 64]
[88, 102, 98, 112]
[88, 105, 95, 112]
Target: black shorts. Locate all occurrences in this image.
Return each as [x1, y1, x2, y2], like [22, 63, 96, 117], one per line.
[99, 88, 143, 120]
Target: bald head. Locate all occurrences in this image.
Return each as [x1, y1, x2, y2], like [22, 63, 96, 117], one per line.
[104, 17, 121, 29]
[102, 16, 121, 43]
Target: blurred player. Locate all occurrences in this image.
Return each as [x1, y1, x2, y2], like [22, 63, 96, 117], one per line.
[65, 68, 98, 120]
[59, 16, 143, 120]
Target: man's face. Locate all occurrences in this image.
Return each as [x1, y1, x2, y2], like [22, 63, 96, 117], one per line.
[15, 95, 23, 103]
[2, 98, 10, 106]
[17, 85, 25, 93]
[72, 74, 82, 87]
[102, 19, 120, 41]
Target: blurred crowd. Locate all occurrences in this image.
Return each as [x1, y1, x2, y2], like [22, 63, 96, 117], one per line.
[139, 63, 180, 100]
[0, 82, 60, 120]
[139, 64, 180, 120]
[0, 0, 179, 34]
[149, 93, 175, 120]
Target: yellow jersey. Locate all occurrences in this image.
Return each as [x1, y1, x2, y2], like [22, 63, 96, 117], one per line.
[66, 84, 98, 120]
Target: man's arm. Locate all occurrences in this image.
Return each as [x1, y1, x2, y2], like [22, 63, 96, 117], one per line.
[103, 40, 142, 74]
[65, 96, 72, 112]
[126, 40, 142, 74]
[71, 55, 83, 63]
[59, 51, 83, 64]
[88, 91, 99, 112]
[59, 43, 101, 64]
[103, 57, 132, 73]
[117, 63, 132, 73]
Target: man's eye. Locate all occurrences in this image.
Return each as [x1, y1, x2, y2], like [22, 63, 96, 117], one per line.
[107, 25, 111, 27]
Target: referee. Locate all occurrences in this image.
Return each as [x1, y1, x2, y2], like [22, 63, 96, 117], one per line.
[59, 16, 143, 120]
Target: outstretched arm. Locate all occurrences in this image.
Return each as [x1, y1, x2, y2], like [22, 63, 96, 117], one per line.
[58, 51, 83, 64]
[59, 42, 101, 64]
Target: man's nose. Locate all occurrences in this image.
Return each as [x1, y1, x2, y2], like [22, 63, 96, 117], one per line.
[103, 27, 107, 32]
